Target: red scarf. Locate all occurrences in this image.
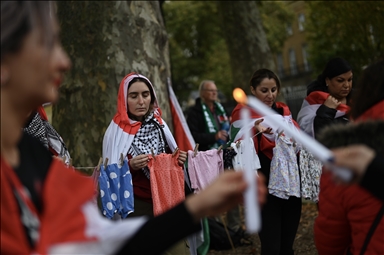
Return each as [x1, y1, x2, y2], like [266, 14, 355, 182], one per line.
[231, 102, 297, 160]
[355, 100, 384, 122]
[1, 158, 95, 254]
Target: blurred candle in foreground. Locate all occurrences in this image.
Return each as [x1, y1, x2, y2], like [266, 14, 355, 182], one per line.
[240, 106, 260, 233]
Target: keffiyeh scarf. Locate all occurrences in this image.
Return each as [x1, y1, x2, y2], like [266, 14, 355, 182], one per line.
[128, 112, 167, 178]
[23, 112, 71, 164]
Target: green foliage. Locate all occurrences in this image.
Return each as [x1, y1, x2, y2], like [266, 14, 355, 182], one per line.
[306, 1, 384, 78]
[257, 1, 295, 54]
[163, 1, 232, 104]
[163, 1, 292, 105]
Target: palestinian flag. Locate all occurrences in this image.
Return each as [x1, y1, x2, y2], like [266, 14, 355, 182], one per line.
[297, 91, 350, 138]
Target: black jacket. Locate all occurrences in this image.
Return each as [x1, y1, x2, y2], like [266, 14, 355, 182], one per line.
[186, 98, 219, 151]
[314, 104, 349, 139]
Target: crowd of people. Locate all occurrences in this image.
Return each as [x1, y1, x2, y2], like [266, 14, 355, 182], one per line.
[1, 1, 383, 255]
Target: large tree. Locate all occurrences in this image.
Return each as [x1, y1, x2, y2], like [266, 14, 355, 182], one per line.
[306, 1, 384, 78]
[217, 1, 275, 93]
[55, 1, 171, 169]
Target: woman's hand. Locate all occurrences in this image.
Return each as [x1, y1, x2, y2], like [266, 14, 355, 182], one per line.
[130, 154, 149, 170]
[177, 150, 187, 166]
[328, 145, 375, 183]
[185, 171, 267, 223]
[215, 130, 228, 141]
[324, 95, 341, 109]
[254, 119, 273, 134]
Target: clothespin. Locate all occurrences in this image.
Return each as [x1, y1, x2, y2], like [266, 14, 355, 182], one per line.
[104, 158, 109, 169]
[236, 140, 241, 148]
[217, 145, 223, 153]
[172, 147, 179, 157]
[193, 143, 199, 157]
[120, 153, 124, 165]
[96, 157, 103, 171]
[151, 148, 156, 160]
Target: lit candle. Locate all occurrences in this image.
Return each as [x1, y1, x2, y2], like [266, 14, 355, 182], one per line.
[240, 107, 261, 233]
[233, 88, 352, 182]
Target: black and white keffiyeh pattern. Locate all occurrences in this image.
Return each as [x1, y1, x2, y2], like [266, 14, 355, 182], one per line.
[24, 112, 49, 148]
[23, 112, 71, 164]
[128, 112, 167, 179]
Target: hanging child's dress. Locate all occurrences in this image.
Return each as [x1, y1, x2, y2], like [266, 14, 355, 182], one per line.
[147, 152, 185, 216]
[187, 149, 224, 193]
[99, 160, 134, 219]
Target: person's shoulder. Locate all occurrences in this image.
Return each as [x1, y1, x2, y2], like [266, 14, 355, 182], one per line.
[275, 102, 293, 115]
[19, 132, 52, 158]
[187, 98, 203, 113]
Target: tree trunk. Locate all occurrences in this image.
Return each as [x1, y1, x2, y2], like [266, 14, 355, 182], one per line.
[54, 1, 171, 170]
[217, 1, 275, 93]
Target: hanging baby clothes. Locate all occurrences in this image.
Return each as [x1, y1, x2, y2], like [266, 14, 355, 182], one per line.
[98, 164, 116, 219]
[99, 160, 134, 219]
[231, 138, 261, 172]
[222, 148, 237, 170]
[188, 149, 224, 193]
[119, 159, 134, 218]
[268, 135, 301, 199]
[147, 152, 185, 216]
[299, 149, 322, 202]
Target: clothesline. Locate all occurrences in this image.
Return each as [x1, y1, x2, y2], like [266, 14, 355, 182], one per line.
[74, 166, 97, 170]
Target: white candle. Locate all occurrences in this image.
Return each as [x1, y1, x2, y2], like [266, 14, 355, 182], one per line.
[240, 107, 261, 233]
[246, 95, 352, 181]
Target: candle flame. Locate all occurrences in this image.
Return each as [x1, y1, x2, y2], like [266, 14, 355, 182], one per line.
[233, 88, 247, 104]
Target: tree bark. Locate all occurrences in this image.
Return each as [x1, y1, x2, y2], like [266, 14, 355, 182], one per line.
[54, 1, 171, 170]
[217, 1, 275, 93]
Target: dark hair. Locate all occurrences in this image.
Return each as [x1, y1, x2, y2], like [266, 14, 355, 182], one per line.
[250, 68, 281, 92]
[322, 57, 352, 80]
[1, 1, 54, 60]
[350, 59, 384, 119]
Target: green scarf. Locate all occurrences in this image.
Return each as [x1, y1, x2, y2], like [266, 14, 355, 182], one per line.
[201, 101, 229, 149]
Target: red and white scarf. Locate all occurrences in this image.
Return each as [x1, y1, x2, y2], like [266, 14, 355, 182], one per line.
[1, 157, 147, 254]
[355, 100, 384, 122]
[102, 73, 177, 165]
[297, 91, 350, 138]
[230, 102, 299, 160]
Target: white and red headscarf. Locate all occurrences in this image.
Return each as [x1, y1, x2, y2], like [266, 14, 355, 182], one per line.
[297, 91, 350, 138]
[102, 73, 177, 165]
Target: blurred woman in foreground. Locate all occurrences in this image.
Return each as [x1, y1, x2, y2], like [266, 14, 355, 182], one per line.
[0, 2, 266, 254]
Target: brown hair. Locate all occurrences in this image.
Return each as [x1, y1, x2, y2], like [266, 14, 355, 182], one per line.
[1, 1, 54, 60]
[250, 68, 281, 92]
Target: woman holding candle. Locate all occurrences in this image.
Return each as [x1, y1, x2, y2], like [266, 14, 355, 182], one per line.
[230, 69, 302, 255]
